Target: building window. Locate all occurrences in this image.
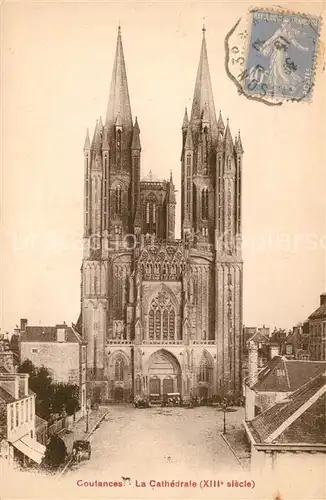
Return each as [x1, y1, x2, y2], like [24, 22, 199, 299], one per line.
[152, 202, 156, 223]
[25, 399, 28, 422]
[30, 398, 33, 420]
[20, 401, 24, 425]
[201, 188, 209, 219]
[115, 185, 122, 215]
[115, 358, 124, 382]
[145, 194, 157, 234]
[199, 360, 208, 382]
[31, 348, 39, 354]
[276, 368, 286, 377]
[116, 129, 122, 168]
[186, 154, 191, 172]
[10, 404, 14, 430]
[148, 309, 155, 340]
[163, 310, 169, 340]
[227, 156, 232, 171]
[148, 291, 177, 341]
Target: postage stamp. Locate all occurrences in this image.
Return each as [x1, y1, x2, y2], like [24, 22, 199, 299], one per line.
[225, 9, 322, 105]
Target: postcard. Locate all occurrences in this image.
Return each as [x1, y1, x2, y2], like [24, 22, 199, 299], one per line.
[0, 1, 325, 500]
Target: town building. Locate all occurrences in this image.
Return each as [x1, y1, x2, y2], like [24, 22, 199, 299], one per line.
[79, 26, 244, 403]
[245, 342, 326, 419]
[281, 321, 310, 360]
[243, 372, 326, 495]
[308, 293, 326, 361]
[19, 322, 87, 412]
[0, 372, 45, 466]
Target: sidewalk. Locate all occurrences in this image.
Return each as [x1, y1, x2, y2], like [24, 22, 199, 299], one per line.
[221, 426, 251, 471]
[59, 406, 110, 453]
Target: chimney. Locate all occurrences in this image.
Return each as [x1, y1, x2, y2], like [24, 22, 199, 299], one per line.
[19, 373, 29, 396]
[20, 318, 28, 332]
[56, 327, 66, 342]
[270, 343, 279, 359]
[320, 293, 326, 306]
[248, 341, 258, 386]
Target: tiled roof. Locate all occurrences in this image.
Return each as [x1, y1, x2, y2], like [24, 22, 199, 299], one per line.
[309, 303, 326, 320]
[252, 357, 326, 392]
[247, 372, 326, 445]
[141, 170, 163, 183]
[20, 325, 81, 343]
[247, 330, 269, 345]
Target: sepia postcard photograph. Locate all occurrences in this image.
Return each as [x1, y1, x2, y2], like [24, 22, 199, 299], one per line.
[0, 1, 325, 499]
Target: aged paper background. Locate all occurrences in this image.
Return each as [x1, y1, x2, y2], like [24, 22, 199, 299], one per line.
[0, 0, 325, 499]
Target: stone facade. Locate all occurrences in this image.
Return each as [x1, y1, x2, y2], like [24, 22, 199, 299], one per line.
[20, 325, 87, 412]
[81, 27, 243, 402]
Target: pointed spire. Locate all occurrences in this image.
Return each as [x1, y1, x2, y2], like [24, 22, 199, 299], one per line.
[182, 108, 189, 130]
[235, 130, 244, 154]
[190, 27, 217, 142]
[83, 128, 90, 151]
[91, 120, 102, 153]
[105, 26, 132, 132]
[99, 116, 103, 129]
[217, 110, 225, 132]
[185, 125, 194, 150]
[224, 118, 233, 149]
[167, 170, 176, 204]
[131, 117, 141, 150]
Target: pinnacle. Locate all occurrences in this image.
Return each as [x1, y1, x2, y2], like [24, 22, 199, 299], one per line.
[224, 118, 233, 149]
[182, 108, 189, 129]
[217, 110, 225, 131]
[83, 128, 90, 151]
[131, 117, 141, 150]
[168, 170, 176, 204]
[236, 129, 244, 153]
[91, 120, 102, 152]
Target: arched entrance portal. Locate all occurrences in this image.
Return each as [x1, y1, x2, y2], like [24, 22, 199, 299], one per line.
[147, 350, 181, 400]
[114, 386, 124, 402]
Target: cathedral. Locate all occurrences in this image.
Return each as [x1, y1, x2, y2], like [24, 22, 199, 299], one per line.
[80, 26, 243, 403]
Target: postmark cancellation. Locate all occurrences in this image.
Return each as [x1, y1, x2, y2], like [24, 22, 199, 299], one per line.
[226, 8, 322, 105]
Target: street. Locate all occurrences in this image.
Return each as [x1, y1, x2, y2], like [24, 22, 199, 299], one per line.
[64, 405, 245, 487]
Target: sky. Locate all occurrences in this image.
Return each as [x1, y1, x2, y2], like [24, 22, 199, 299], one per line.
[1, 1, 325, 333]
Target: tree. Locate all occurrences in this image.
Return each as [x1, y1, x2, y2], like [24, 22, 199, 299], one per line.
[18, 360, 80, 418]
[43, 435, 67, 470]
[51, 383, 80, 416]
[19, 360, 54, 419]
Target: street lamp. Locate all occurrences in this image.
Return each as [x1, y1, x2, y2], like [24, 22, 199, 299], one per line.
[85, 405, 90, 433]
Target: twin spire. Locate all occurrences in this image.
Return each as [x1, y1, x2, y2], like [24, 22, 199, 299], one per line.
[84, 26, 242, 156]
